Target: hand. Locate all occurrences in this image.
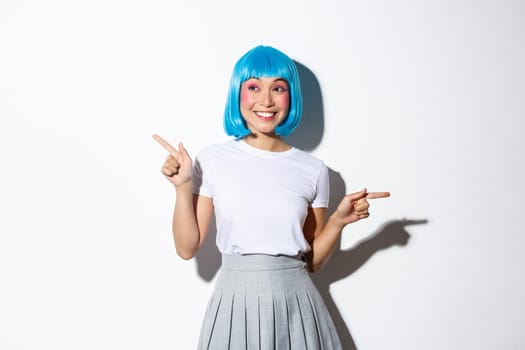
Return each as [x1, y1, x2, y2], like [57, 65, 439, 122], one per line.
[334, 188, 390, 226]
[152, 134, 192, 188]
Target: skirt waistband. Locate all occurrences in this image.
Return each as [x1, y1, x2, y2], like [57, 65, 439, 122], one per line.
[221, 254, 306, 271]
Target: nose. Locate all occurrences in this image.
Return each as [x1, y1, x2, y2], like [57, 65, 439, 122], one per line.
[259, 89, 274, 107]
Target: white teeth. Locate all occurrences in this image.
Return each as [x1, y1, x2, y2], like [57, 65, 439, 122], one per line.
[256, 112, 275, 118]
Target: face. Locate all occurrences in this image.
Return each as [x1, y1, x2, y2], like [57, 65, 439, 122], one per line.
[239, 77, 290, 136]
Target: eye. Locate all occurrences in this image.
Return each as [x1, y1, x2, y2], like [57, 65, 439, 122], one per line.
[247, 85, 259, 91]
[273, 85, 288, 92]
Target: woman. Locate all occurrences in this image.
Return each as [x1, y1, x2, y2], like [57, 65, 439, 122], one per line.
[154, 45, 389, 349]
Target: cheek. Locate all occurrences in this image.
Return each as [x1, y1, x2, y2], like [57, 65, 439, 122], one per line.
[240, 89, 253, 106]
[276, 93, 290, 110]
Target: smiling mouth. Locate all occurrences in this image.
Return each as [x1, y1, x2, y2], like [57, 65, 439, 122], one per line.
[255, 111, 276, 120]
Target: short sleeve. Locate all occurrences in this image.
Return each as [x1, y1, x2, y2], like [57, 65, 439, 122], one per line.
[192, 149, 213, 198]
[310, 163, 329, 208]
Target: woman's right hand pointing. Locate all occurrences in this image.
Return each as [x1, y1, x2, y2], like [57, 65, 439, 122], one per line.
[152, 134, 193, 188]
[334, 188, 390, 226]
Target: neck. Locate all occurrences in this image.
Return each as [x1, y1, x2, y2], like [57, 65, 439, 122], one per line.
[242, 133, 291, 152]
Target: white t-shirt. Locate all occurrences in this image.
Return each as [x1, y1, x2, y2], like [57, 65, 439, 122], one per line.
[192, 140, 329, 256]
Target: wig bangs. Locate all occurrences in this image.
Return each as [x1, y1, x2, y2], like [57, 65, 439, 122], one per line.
[237, 50, 294, 84]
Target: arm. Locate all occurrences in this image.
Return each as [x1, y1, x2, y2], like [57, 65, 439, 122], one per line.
[304, 189, 390, 272]
[171, 186, 213, 259]
[153, 134, 214, 260]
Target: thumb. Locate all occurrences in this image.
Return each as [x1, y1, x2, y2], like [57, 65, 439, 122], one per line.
[178, 142, 191, 160]
[346, 188, 368, 202]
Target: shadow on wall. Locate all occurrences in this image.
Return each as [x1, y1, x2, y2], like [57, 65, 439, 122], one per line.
[314, 167, 428, 349]
[284, 61, 324, 151]
[194, 61, 429, 350]
[195, 215, 220, 281]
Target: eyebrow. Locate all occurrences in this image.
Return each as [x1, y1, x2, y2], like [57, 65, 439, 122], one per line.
[249, 77, 287, 83]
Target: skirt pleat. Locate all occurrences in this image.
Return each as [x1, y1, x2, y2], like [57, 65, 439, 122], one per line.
[229, 293, 246, 349]
[259, 295, 275, 349]
[198, 254, 342, 350]
[273, 293, 290, 349]
[245, 294, 260, 349]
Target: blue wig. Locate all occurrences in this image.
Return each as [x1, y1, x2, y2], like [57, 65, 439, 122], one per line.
[224, 45, 303, 138]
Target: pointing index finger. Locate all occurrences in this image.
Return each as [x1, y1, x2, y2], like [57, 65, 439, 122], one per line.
[366, 192, 391, 200]
[152, 134, 178, 155]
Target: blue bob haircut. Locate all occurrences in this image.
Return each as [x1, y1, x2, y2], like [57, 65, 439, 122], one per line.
[223, 45, 303, 138]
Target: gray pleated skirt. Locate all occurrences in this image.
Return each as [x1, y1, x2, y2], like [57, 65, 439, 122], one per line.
[197, 254, 342, 349]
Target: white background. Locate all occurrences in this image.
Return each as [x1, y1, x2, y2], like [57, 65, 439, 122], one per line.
[1, 0, 524, 349]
